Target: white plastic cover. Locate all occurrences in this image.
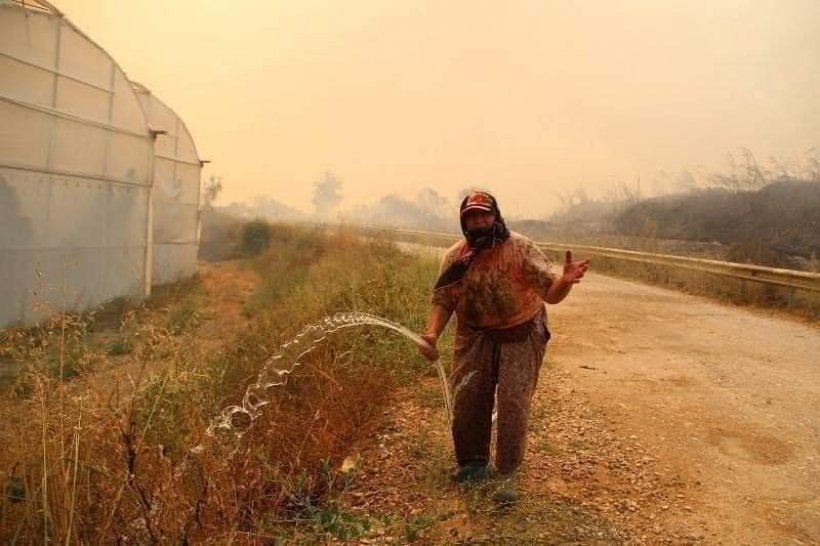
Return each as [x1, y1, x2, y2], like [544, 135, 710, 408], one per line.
[0, 168, 148, 325]
[0, 4, 154, 326]
[133, 84, 202, 286]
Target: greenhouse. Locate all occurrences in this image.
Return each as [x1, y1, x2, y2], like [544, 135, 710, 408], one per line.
[133, 81, 203, 287]
[0, 0, 203, 327]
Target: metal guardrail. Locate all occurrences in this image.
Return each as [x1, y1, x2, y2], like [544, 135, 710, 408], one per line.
[380, 228, 820, 294]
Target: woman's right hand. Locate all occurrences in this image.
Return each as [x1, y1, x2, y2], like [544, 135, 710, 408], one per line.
[418, 332, 440, 361]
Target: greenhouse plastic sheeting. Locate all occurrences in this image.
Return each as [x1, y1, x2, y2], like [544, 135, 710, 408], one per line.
[134, 84, 203, 286]
[1, 4, 156, 326]
[0, 168, 148, 325]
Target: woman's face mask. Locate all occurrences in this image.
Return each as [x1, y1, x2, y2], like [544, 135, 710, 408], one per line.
[465, 225, 494, 240]
[462, 210, 496, 232]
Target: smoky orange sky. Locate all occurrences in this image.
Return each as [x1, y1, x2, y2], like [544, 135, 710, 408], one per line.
[59, 0, 820, 218]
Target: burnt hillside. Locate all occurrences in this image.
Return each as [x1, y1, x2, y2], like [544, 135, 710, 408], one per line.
[616, 181, 820, 267]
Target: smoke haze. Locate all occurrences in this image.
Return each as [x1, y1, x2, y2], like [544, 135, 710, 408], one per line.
[60, 0, 820, 217]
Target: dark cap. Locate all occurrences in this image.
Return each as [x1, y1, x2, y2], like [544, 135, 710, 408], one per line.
[460, 191, 495, 216]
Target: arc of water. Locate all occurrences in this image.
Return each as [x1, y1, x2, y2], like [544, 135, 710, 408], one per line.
[206, 312, 453, 437]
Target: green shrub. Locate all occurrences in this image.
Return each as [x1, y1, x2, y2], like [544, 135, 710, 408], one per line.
[240, 219, 272, 256]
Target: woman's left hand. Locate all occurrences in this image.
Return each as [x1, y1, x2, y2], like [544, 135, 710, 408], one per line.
[562, 250, 590, 284]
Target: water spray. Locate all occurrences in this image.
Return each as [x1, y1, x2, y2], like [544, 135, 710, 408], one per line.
[206, 312, 453, 438]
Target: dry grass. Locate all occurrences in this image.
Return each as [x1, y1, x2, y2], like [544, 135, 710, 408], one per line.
[0, 223, 441, 543]
[543, 251, 820, 321]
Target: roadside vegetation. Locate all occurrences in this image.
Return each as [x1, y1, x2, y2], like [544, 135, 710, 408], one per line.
[2, 207, 814, 543]
[0, 222, 447, 543]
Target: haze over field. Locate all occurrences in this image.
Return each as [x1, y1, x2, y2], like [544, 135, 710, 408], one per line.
[60, 0, 820, 217]
[3, 3, 820, 543]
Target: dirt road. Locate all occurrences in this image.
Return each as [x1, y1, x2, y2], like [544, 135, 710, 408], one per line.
[344, 269, 820, 544]
[551, 273, 820, 544]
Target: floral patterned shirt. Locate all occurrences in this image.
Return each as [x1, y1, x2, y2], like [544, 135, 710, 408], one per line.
[432, 231, 557, 331]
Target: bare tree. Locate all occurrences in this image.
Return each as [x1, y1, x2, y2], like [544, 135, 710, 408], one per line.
[613, 181, 637, 204]
[763, 149, 820, 183]
[804, 148, 820, 182]
[739, 148, 767, 191]
[767, 155, 791, 182]
[708, 149, 769, 193]
[202, 175, 223, 208]
[708, 152, 741, 193]
[417, 187, 449, 219]
[674, 168, 698, 193]
[312, 171, 343, 218]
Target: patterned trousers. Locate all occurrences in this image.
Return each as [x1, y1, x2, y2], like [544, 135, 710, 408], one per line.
[450, 308, 550, 475]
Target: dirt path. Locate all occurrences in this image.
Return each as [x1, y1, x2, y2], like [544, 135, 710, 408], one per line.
[197, 260, 260, 344]
[71, 260, 259, 394]
[553, 274, 820, 544]
[340, 272, 820, 544]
